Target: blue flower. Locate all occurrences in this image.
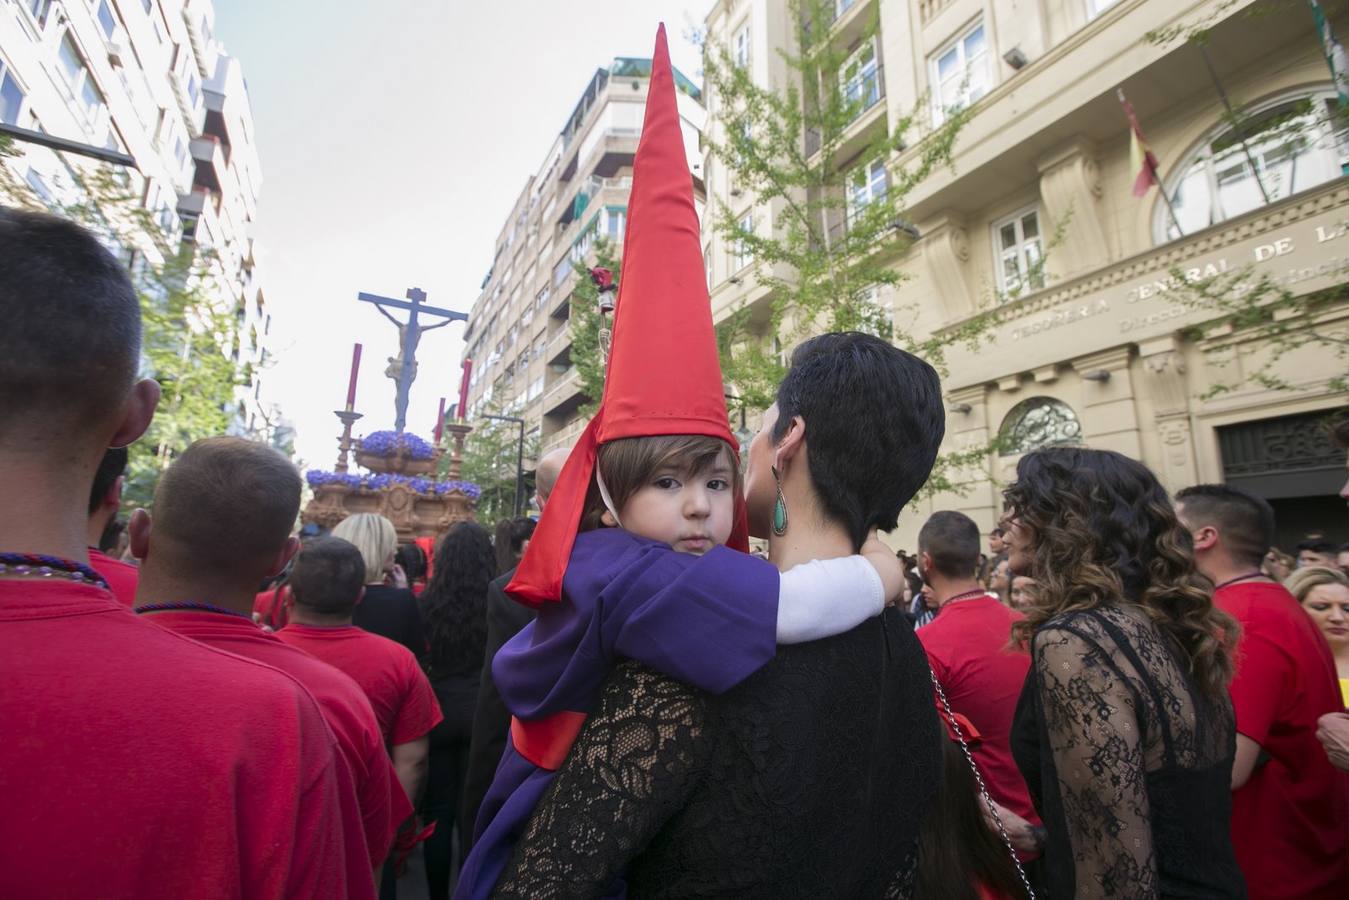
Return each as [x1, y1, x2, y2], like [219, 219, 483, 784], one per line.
[359, 430, 436, 460]
[305, 470, 362, 489]
[434, 480, 482, 500]
[305, 469, 478, 500]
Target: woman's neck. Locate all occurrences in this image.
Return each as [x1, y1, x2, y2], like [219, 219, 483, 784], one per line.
[768, 519, 856, 571]
[1333, 645, 1349, 677]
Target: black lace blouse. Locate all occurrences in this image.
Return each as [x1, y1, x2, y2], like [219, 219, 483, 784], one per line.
[493, 610, 942, 899]
[1011, 606, 1246, 898]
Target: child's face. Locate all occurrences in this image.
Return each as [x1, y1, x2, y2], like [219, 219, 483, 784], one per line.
[618, 458, 736, 555]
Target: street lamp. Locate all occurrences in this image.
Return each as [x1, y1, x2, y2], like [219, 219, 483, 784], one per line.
[481, 413, 526, 518]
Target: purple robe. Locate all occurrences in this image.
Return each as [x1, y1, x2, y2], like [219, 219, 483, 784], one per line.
[454, 527, 779, 900]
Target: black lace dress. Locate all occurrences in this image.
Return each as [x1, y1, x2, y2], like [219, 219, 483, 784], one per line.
[1010, 606, 1246, 898]
[493, 609, 942, 899]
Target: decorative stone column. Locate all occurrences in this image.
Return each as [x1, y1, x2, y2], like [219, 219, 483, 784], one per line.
[921, 212, 976, 319]
[1138, 335, 1199, 491]
[944, 383, 1001, 522]
[1070, 346, 1141, 458]
[1037, 138, 1112, 279]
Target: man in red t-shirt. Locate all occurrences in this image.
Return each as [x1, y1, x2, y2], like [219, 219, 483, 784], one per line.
[915, 511, 1041, 850]
[278, 537, 444, 821]
[131, 437, 412, 878]
[0, 208, 371, 899]
[86, 446, 138, 606]
[1178, 484, 1349, 899]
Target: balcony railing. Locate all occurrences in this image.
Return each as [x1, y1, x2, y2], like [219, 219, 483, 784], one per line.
[547, 326, 572, 361]
[919, 0, 956, 23]
[543, 415, 590, 453]
[542, 366, 582, 412]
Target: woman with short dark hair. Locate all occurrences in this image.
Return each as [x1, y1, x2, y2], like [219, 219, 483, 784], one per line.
[494, 332, 947, 897]
[1002, 447, 1244, 898]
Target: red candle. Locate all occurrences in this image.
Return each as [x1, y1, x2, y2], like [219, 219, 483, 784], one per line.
[457, 358, 473, 421]
[434, 396, 446, 444]
[345, 343, 363, 410]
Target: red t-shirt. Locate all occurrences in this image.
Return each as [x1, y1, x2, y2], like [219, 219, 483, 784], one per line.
[277, 623, 443, 746]
[1215, 581, 1349, 899]
[87, 546, 138, 607]
[918, 595, 1040, 828]
[145, 609, 413, 866]
[0, 580, 376, 899]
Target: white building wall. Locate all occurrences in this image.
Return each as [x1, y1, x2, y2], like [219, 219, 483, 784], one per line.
[1, 1, 278, 443]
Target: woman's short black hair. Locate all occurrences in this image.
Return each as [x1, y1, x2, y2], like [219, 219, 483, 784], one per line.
[772, 332, 944, 549]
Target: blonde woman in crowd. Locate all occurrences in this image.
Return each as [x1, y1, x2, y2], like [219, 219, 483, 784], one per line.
[332, 513, 426, 658]
[1287, 566, 1349, 706]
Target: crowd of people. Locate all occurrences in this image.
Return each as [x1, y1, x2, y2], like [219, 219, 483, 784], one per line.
[5, 24, 1349, 899]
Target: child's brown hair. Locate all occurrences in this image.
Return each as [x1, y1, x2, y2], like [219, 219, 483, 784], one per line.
[579, 434, 741, 532]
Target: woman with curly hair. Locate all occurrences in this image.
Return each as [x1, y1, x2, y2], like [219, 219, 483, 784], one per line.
[420, 521, 497, 900]
[1002, 447, 1244, 898]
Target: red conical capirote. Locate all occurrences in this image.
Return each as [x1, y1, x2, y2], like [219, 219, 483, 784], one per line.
[507, 24, 748, 608]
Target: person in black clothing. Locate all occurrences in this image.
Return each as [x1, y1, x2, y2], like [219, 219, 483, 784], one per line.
[493, 516, 536, 580]
[494, 332, 946, 898]
[420, 521, 496, 900]
[333, 512, 426, 658]
[396, 542, 428, 595]
[460, 448, 569, 856]
[1002, 448, 1245, 898]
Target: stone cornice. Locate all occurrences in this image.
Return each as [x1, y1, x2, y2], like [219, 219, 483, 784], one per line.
[938, 179, 1349, 334]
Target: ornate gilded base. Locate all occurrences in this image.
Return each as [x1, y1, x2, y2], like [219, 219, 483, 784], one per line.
[302, 482, 475, 543]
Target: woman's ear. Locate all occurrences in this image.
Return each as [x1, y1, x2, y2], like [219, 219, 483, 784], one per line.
[599, 509, 618, 528]
[772, 414, 806, 471]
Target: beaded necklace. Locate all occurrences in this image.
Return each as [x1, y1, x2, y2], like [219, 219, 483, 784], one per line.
[942, 588, 992, 606]
[136, 601, 253, 620]
[0, 552, 109, 591]
[1214, 571, 1270, 590]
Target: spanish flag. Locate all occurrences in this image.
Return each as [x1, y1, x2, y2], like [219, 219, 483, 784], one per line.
[1118, 88, 1159, 197]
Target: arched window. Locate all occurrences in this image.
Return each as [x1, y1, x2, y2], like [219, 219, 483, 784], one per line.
[1156, 90, 1348, 242]
[998, 397, 1083, 456]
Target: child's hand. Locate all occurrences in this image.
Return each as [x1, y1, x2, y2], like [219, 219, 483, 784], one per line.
[861, 531, 904, 607]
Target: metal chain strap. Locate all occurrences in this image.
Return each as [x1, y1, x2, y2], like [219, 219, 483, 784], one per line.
[928, 666, 1037, 900]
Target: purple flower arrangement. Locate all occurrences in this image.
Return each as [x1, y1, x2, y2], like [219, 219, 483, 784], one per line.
[305, 469, 480, 500]
[306, 470, 363, 489]
[435, 480, 482, 500]
[358, 430, 436, 460]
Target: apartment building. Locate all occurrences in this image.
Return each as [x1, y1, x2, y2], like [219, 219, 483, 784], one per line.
[460, 56, 706, 461]
[704, 0, 1349, 548]
[0, 0, 276, 440]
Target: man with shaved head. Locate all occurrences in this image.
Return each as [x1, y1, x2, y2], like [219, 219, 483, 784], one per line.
[132, 436, 411, 882]
[461, 445, 570, 851]
[0, 208, 371, 898]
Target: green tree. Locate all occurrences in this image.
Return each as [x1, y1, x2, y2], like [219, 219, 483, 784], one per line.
[567, 237, 622, 416]
[698, 0, 1000, 497]
[1173, 269, 1349, 397]
[0, 150, 247, 508]
[454, 402, 541, 524]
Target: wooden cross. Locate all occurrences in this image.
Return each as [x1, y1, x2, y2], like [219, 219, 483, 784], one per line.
[356, 287, 468, 433]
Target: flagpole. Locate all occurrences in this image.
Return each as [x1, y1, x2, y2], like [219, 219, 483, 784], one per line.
[1152, 156, 1185, 239]
[1117, 87, 1185, 238]
[1197, 46, 1272, 205]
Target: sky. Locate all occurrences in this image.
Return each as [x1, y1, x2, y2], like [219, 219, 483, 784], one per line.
[213, 0, 711, 469]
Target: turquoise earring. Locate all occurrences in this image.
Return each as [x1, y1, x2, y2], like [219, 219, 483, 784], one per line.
[771, 465, 788, 536]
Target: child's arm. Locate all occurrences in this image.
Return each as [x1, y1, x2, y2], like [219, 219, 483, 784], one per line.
[776, 533, 901, 643]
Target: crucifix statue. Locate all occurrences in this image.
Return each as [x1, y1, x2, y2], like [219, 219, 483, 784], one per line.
[357, 287, 468, 432]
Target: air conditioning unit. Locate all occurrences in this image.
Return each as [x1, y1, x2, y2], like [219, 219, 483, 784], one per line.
[106, 41, 126, 68]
